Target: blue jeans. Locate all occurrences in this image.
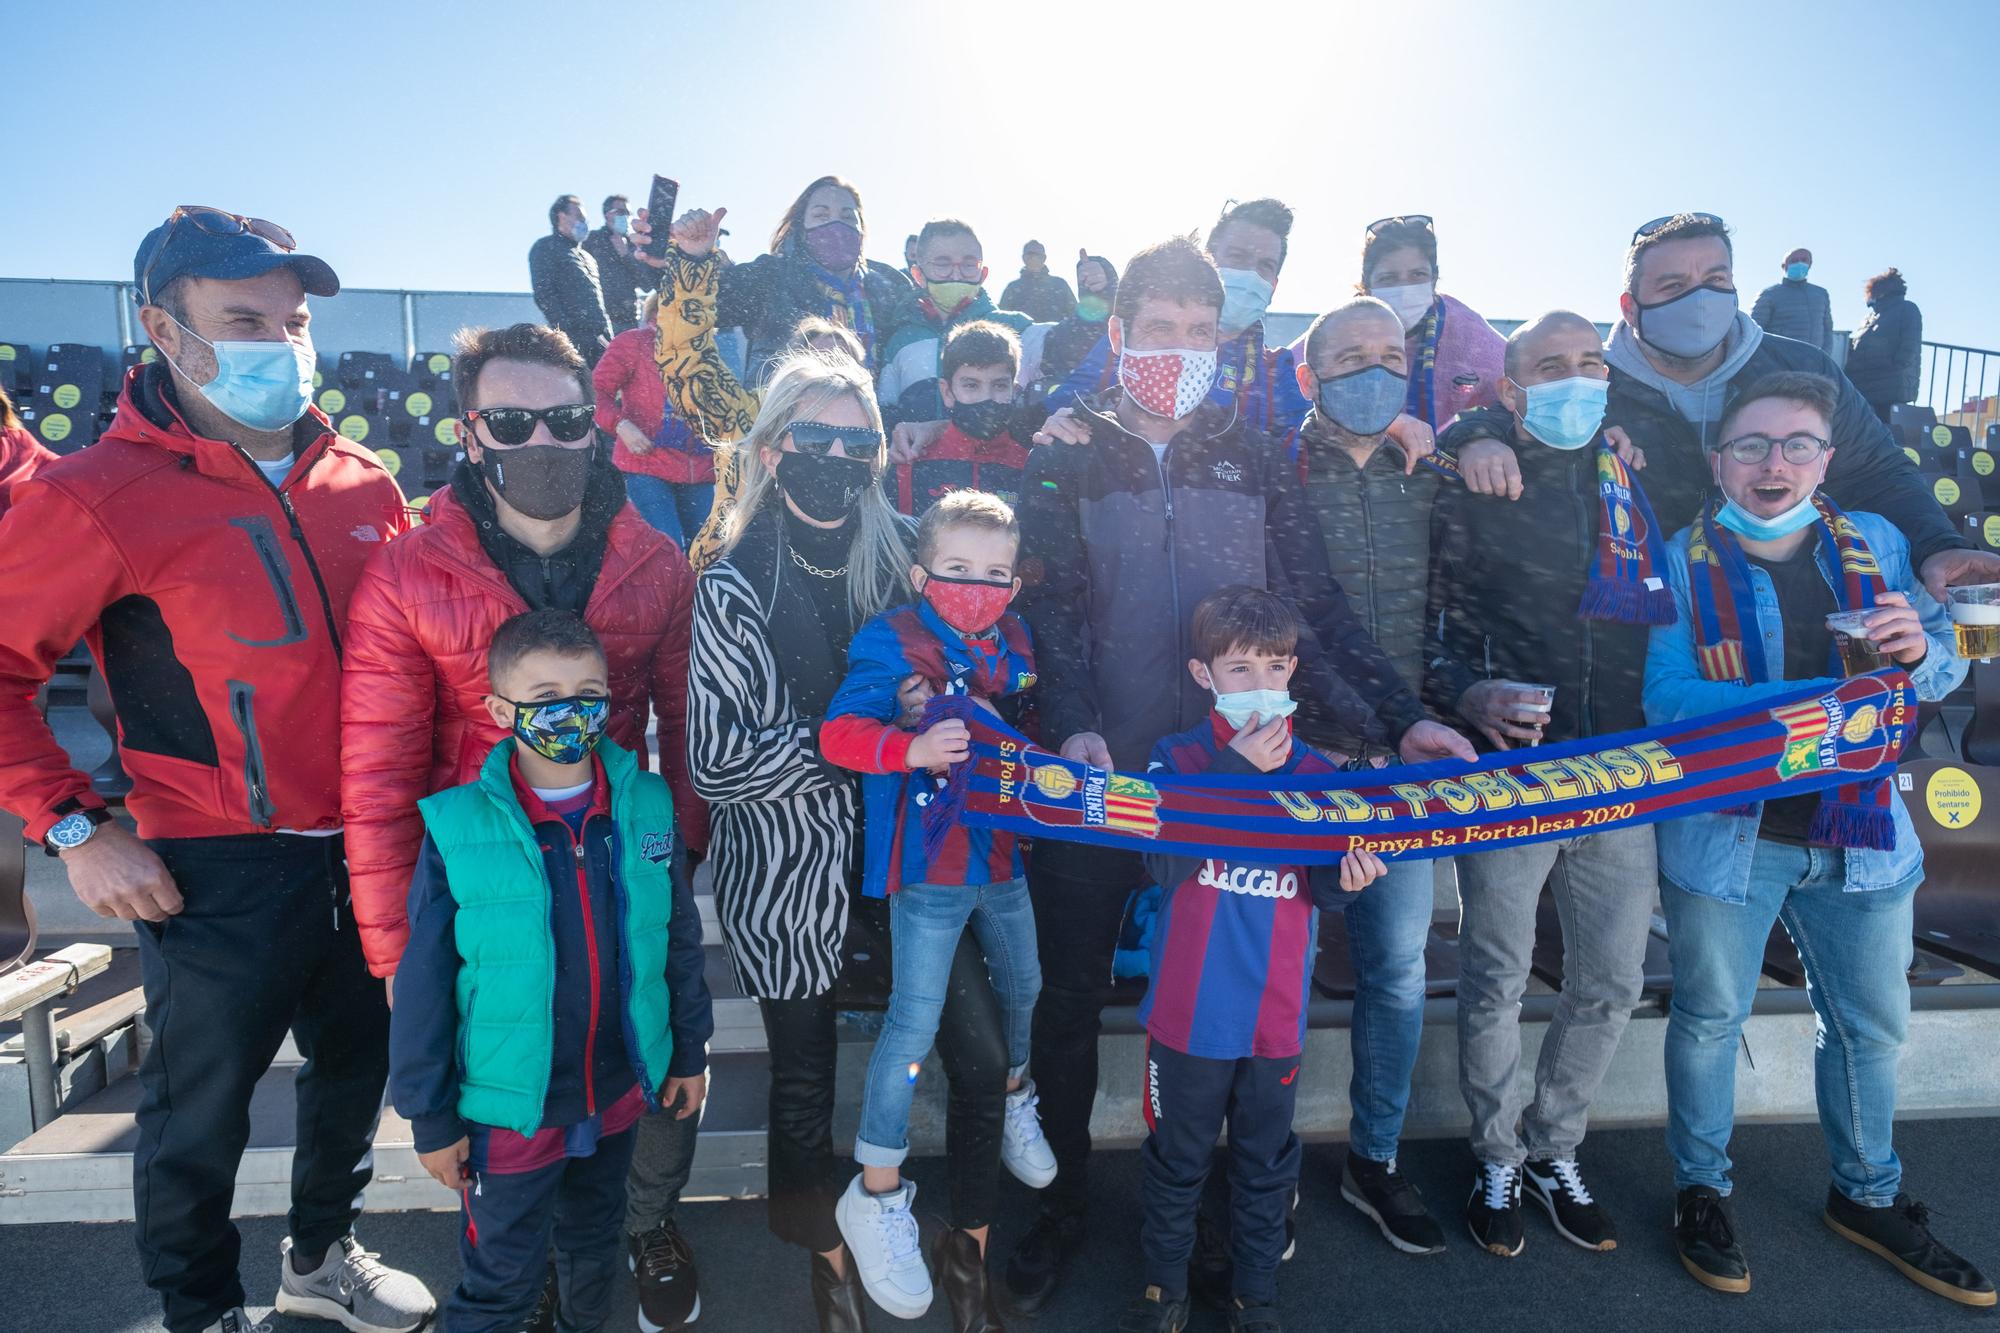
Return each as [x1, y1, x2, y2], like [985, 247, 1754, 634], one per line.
[622, 473, 715, 550]
[855, 877, 1040, 1166]
[1662, 840, 1915, 1205]
[1342, 856, 1436, 1161]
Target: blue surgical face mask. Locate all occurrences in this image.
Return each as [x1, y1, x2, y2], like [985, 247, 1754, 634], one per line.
[165, 317, 315, 433]
[610, 213, 632, 236]
[1635, 284, 1737, 359]
[1315, 364, 1407, 437]
[1513, 375, 1607, 450]
[1714, 492, 1821, 541]
[1785, 261, 1810, 281]
[568, 218, 589, 242]
[1213, 687, 1296, 730]
[1217, 267, 1275, 334]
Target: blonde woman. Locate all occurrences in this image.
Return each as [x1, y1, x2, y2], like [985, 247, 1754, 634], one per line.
[686, 352, 1013, 1331]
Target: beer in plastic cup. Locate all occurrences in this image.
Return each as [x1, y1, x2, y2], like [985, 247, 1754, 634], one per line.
[1948, 584, 2000, 659]
[1825, 610, 1888, 676]
[1513, 683, 1556, 713]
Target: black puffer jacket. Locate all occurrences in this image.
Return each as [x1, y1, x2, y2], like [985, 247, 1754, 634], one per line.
[716, 250, 910, 382]
[1018, 396, 1423, 769]
[1289, 416, 1440, 755]
[1846, 291, 1924, 408]
[1425, 417, 1652, 745]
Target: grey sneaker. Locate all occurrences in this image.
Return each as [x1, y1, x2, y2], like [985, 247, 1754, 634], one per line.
[275, 1234, 436, 1332]
[200, 1311, 273, 1333]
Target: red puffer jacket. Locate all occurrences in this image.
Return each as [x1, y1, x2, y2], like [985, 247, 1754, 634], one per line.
[339, 484, 708, 977]
[0, 364, 409, 843]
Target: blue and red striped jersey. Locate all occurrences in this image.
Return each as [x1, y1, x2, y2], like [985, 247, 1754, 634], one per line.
[824, 599, 1037, 896]
[1138, 713, 1337, 1060]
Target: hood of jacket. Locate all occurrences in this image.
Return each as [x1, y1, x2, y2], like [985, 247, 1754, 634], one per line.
[1605, 310, 1764, 448]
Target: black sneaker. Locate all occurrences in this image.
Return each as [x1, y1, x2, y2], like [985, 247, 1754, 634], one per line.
[522, 1263, 558, 1333]
[1522, 1158, 1617, 1252]
[1341, 1152, 1446, 1255]
[1190, 1209, 1233, 1311]
[1674, 1186, 1749, 1294]
[1464, 1162, 1524, 1258]
[630, 1218, 701, 1330]
[1004, 1205, 1084, 1314]
[1116, 1285, 1190, 1333]
[1824, 1188, 1997, 1307]
[1228, 1298, 1283, 1332]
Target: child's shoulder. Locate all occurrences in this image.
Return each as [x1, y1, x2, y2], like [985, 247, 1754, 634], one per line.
[1147, 723, 1216, 775]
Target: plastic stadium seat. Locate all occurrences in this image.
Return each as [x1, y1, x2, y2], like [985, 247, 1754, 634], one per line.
[1934, 423, 1975, 452]
[336, 351, 408, 413]
[18, 344, 107, 453]
[1896, 757, 2000, 978]
[409, 349, 458, 409]
[120, 344, 158, 378]
[1988, 423, 1999, 452]
[1529, 890, 1676, 997]
[1312, 913, 1461, 1000]
[1892, 403, 1938, 433]
[1928, 466, 1983, 527]
[314, 374, 355, 422]
[0, 342, 32, 397]
[1963, 511, 2000, 557]
[330, 407, 392, 454]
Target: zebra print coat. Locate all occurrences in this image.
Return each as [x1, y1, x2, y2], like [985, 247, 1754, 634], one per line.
[687, 511, 863, 999]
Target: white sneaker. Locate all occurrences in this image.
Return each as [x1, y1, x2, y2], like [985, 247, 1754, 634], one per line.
[1001, 1080, 1058, 1189]
[833, 1174, 932, 1319]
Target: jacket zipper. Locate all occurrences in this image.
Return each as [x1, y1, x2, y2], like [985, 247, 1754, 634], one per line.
[1360, 464, 1380, 642]
[227, 681, 276, 829]
[1159, 444, 1185, 733]
[231, 444, 346, 662]
[1570, 456, 1596, 734]
[607, 822, 654, 1102]
[563, 817, 603, 1117]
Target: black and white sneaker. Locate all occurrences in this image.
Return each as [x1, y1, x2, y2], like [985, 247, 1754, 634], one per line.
[1282, 1186, 1300, 1261]
[1340, 1152, 1446, 1255]
[1523, 1158, 1618, 1252]
[630, 1218, 701, 1330]
[1464, 1162, 1524, 1257]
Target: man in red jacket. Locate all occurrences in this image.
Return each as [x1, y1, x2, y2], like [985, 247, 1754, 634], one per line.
[339, 320, 709, 1331]
[0, 211, 433, 1333]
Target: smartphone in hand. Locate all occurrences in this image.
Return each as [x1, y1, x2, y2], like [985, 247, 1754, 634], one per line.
[644, 175, 679, 259]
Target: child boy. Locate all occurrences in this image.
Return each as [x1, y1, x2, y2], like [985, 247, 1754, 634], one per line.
[389, 609, 713, 1333]
[890, 320, 1033, 516]
[877, 218, 1032, 427]
[818, 490, 1054, 1321]
[1122, 585, 1387, 1333]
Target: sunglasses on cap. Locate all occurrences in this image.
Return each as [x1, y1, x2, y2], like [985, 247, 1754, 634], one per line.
[1366, 214, 1434, 234]
[462, 404, 597, 447]
[141, 205, 298, 304]
[786, 421, 884, 457]
[1631, 212, 1726, 243]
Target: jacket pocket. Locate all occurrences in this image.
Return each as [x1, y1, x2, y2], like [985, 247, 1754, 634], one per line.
[226, 681, 275, 829]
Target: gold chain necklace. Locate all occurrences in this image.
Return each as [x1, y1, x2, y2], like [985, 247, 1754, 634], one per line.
[787, 547, 849, 579]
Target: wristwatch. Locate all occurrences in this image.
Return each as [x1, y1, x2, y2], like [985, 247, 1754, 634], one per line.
[45, 808, 112, 854]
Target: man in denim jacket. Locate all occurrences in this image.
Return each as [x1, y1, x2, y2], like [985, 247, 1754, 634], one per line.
[1644, 371, 1992, 1307]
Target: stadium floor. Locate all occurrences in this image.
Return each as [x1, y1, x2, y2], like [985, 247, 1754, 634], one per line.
[8, 1118, 1997, 1332]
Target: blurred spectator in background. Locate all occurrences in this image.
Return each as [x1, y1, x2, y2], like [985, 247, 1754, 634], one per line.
[709, 175, 909, 382]
[903, 233, 921, 279]
[1750, 246, 1833, 354]
[1358, 214, 1505, 431]
[1846, 267, 1924, 424]
[529, 194, 614, 366]
[1028, 252, 1118, 394]
[0, 384, 56, 518]
[877, 218, 1031, 427]
[1000, 239, 1076, 323]
[585, 193, 660, 335]
[594, 292, 718, 549]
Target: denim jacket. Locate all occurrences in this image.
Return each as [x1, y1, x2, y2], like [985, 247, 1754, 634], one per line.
[1643, 507, 1964, 902]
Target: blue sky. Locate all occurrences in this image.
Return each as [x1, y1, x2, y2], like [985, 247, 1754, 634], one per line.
[6, 0, 1997, 347]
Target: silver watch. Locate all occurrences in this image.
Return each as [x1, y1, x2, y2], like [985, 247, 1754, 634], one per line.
[46, 811, 105, 853]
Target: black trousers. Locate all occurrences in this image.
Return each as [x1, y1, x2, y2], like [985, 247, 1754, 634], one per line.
[1026, 836, 1149, 1214]
[133, 834, 390, 1333]
[759, 898, 1008, 1251]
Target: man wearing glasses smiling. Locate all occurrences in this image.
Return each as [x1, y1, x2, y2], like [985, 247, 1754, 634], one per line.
[0, 207, 431, 1333]
[340, 322, 711, 1332]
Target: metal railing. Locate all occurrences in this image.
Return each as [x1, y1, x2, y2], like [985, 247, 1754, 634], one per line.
[1922, 341, 2000, 441]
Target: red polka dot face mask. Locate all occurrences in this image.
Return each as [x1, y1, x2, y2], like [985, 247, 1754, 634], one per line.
[1117, 343, 1219, 420]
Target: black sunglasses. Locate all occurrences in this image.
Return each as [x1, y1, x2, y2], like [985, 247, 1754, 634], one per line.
[141, 205, 298, 305]
[786, 421, 884, 457]
[1631, 212, 1726, 243]
[463, 404, 597, 447]
[1366, 214, 1434, 234]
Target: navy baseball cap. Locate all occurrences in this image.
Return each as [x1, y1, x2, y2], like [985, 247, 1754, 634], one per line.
[133, 206, 339, 307]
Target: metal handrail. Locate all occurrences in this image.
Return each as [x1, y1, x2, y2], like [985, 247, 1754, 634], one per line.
[1921, 341, 1999, 442]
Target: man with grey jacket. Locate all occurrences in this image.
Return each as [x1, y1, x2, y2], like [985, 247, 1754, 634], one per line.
[1750, 247, 1833, 354]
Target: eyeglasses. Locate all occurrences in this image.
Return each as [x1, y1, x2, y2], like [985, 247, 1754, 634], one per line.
[1631, 212, 1726, 243]
[140, 205, 298, 304]
[1714, 432, 1830, 465]
[462, 404, 597, 447]
[1366, 214, 1434, 234]
[921, 260, 986, 281]
[786, 421, 883, 457]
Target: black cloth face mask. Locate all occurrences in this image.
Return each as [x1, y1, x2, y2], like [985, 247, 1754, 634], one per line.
[479, 443, 594, 520]
[776, 450, 872, 522]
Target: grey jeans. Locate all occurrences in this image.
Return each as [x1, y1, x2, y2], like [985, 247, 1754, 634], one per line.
[624, 1098, 704, 1236]
[1454, 825, 1654, 1166]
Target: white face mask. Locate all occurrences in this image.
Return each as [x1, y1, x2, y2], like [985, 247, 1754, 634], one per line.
[1212, 688, 1297, 729]
[1372, 282, 1436, 332]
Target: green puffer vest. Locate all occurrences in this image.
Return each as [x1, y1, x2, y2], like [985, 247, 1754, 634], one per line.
[417, 739, 675, 1137]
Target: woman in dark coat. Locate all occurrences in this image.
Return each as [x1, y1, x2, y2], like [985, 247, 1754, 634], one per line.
[1846, 267, 1924, 423]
